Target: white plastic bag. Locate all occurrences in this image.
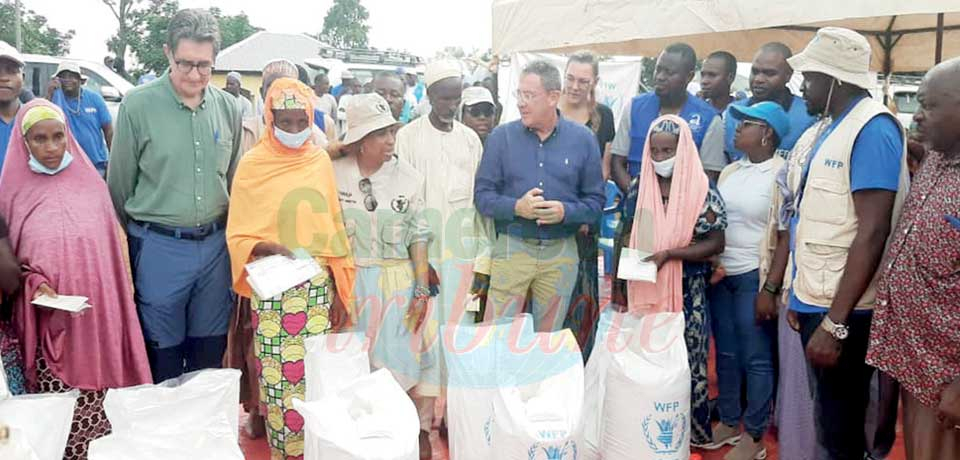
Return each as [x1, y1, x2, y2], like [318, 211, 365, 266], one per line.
[295, 368, 420, 460]
[89, 369, 242, 460]
[489, 329, 584, 460]
[0, 426, 41, 460]
[0, 391, 78, 460]
[305, 332, 370, 401]
[88, 431, 243, 460]
[442, 314, 534, 460]
[601, 312, 690, 460]
[581, 309, 643, 460]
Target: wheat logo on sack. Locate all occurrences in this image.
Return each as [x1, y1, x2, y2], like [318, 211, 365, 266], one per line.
[526, 439, 577, 460]
[642, 400, 687, 455]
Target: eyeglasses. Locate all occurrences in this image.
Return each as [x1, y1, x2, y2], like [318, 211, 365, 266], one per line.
[174, 59, 214, 76]
[739, 119, 767, 129]
[515, 90, 542, 103]
[359, 178, 378, 211]
[465, 104, 495, 118]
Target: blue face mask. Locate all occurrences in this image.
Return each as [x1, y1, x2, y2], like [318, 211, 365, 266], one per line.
[273, 126, 312, 149]
[28, 151, 74, 175]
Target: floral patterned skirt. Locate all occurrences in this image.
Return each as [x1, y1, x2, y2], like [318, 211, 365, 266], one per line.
[252, 270, 333, 460]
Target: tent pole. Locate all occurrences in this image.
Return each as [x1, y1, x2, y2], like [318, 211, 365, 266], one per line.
[936, 13, 945, 64]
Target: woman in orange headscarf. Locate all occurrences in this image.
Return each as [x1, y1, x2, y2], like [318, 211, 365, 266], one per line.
[226, 78, 355, 460]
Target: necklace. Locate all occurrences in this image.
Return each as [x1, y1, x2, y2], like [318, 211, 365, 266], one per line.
[64, 90, 82, 116]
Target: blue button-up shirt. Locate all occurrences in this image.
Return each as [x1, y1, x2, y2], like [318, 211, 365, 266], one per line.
[475, 115, 605, 240]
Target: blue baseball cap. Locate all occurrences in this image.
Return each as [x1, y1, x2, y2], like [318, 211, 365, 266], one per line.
[729, 101, 790, 145]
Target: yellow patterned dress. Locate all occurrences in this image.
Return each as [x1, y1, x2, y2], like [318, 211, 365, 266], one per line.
[252, 267, 333, 460]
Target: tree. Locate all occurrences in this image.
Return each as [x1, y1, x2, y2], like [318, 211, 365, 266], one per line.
[0, 3, 74, 55]
[320, 0, 370, 49]
[127, 0, 180, 76]
[102, 0, 145, 78]
[210, 8, 262, 50]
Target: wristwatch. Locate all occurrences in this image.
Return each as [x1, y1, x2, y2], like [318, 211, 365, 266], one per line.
[820, 315, 849, 340]
[762, 281, 781, 296]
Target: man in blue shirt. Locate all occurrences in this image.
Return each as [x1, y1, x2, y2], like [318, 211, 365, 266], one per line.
[724, 43, 817, 161]
[46, 62, 113, 176]
[764, 28, 907, 460]
[610, 43, 727, 188]
[475, 60, 604, 332]
[0, 41, 25, 170]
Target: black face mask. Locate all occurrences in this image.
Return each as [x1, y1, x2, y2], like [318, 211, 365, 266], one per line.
[465, 104, 495, 118]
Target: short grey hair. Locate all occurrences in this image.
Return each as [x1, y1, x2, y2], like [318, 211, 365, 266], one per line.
[167, 8, 221, 56]
[521, 60, 562, 92]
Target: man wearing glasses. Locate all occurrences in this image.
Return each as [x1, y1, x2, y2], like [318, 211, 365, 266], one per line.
[108, 8, 242, 382]
[475, 60, 605, 332]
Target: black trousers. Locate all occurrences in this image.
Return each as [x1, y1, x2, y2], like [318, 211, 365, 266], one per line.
[798, 311, 876, 460]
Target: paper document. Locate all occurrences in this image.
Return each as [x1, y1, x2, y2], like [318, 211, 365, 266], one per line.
[617, 247, 658, 282]
[245, 254, 322, 300]
[32, 295, 91, 313]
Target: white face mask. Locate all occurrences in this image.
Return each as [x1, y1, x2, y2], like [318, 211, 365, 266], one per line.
[27, 149, 74, 176]
[652, 156, 676, 178]
[273, 126, 312, 148]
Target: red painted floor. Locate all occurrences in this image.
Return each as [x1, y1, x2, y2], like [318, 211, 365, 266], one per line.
[239, 274, 907, 460]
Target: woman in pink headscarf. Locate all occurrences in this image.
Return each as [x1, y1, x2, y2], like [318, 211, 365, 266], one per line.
[0, 99, 152, 459]
[613, 115, 727, 447]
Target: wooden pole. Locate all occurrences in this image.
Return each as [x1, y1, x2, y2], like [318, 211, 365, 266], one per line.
[935, 13, 945, 64]
[13, 0, 22, 51]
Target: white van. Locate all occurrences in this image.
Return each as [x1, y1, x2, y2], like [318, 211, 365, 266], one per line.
[21, 54, 134, 120]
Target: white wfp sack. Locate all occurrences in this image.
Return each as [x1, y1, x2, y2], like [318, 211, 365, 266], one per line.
[305, 332, 370, 401]
[295, 368, 420, 460]
[581, 309, 643, 460]
[0, 426, 41, 460]
[0, 391, 78, 460]
[602, 312, 690, 460]
[490, 329, 585, 460]
[89, 369, 242, 460]
[442, 314, 534, 460]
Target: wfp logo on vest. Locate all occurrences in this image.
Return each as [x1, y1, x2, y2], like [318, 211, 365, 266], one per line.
[526, 439, 577, 460]
[688, 114, 702, 133]
[642, 400, 687, 455]
[824, 158, 846, 169]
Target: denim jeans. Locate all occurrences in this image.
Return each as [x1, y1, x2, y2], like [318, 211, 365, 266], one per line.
[798, 310, 875, 460]
[708, 269, 776, 439]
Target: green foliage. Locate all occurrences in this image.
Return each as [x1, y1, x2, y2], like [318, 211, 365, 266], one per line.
[320, 0, 370, 49]
[0, 3, 75, 55]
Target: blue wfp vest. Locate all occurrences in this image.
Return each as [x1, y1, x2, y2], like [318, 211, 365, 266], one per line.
[723, 94, 816, 161]
[627, 92, 718, 176]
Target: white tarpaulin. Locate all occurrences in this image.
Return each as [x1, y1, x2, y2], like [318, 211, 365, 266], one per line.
[498, 52, 642, 125]
[492, 0, 960, 73]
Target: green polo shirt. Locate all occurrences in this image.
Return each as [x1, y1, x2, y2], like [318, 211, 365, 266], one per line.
[107, 73, 242, 228]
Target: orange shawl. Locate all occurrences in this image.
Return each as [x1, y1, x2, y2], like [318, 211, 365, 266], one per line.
[226, 78, 355, 308]
[627, 115, 709, 313]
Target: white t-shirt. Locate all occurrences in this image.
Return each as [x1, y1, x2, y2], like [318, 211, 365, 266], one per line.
[717, 157, 783, 276]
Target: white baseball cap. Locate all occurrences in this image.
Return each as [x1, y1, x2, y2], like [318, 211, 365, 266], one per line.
[52, 62, 87, 81]
[462, 86, 494, 107]
[0, 41, 23, 67]
[343, 93, 400, 145]
[787, 27, 874, 90]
